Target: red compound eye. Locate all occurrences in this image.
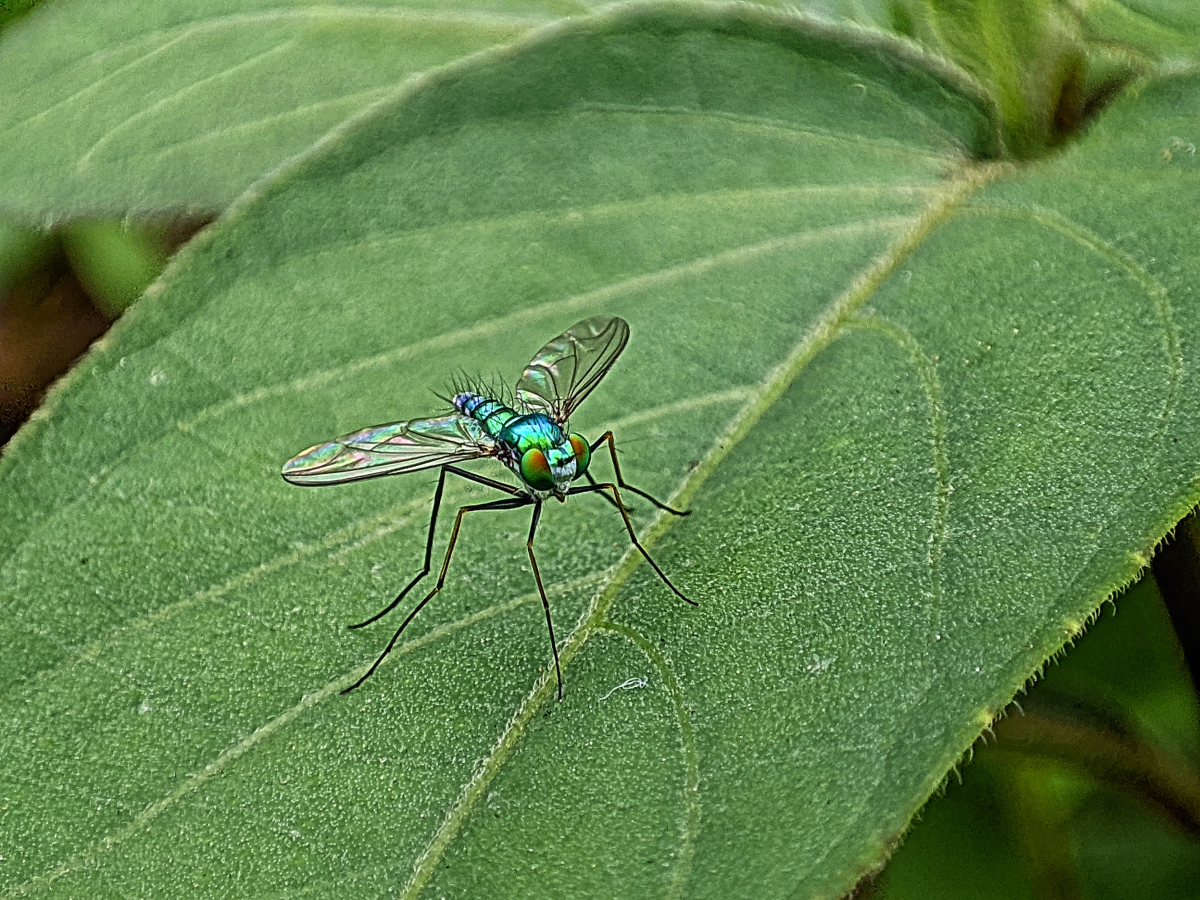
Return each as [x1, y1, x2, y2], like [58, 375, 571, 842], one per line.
[569, 434, 590, 477]
[519, 448, 555, 491]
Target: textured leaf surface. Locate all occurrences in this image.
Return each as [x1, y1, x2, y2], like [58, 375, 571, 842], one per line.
[2, 5, 1199, 898]
[0, 0, 566, 219]
[805, 0, 1200, 55]
[2, 0, 1197, 223]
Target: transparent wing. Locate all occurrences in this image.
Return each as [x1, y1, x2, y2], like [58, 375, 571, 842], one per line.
[515, 316, 630, 423]
[281, 415, 496, 485]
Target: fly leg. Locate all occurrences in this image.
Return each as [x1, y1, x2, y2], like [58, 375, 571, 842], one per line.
[524, 502, 565, 701]
[581, 471, 620, 511]
[567, 481, 696, 607]
[588, 431, 690, 516]
[349, 464, 522, 629]
[343, 493, 531, 693]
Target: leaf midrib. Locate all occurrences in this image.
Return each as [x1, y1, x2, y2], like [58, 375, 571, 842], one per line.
[1, 164, 999, 898]
[1, 380, 753, 894]
[398, 161, 1008, 898]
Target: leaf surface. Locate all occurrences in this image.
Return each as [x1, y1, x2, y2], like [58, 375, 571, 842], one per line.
[0, 0, 569, 219]
[2, 5, 1199, 898]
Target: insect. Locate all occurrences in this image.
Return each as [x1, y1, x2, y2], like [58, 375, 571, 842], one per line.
[282, 316, 695, 699]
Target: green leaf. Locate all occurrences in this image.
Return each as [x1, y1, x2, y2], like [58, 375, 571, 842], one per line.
[2, 4, 1198, 898]
[1080, 0, 1200, 54]
[0, 0, 565, 220]
[801, 0, 1200, 155]
[0, 0, 44, 37]
[60, 222, 167, 318]
[0, 219, 52, 287]
[879, 575, 1200, 899]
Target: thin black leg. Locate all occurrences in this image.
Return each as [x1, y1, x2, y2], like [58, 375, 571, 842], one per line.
[568, 481, 696, 607]
[349, 464, 522, 629]
[442, 464, 523, 496]
[342, 494, 531, 693]
[525, 502, 565, 701]
[584, 470, 621, 511]
[589, 431, 691, 516]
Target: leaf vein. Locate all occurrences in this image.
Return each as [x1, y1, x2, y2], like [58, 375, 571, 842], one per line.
[844, 315, 949, 646]
[562, 103, 960, 161]
[963, 202, 1184, 441]
[1, 492, 426, 703]
[300, 182, 941, 263]
[183, 216, 912, 432]
[75, 38, 302, 172]
[144, 86, 396, 161]
[5, 7, 550, 134]
[597, 620, 701, 900]
[399, 163, 1009, 897]
[6, 576, 607, 897]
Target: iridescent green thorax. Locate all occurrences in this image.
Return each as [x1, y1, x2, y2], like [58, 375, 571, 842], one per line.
[453, 392, 561, 453]
[453, 391, 586, 495]
[499, 414, 565, 456]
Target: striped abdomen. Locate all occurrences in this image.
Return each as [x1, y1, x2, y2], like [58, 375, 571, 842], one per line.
[453, 392, 517, 438]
